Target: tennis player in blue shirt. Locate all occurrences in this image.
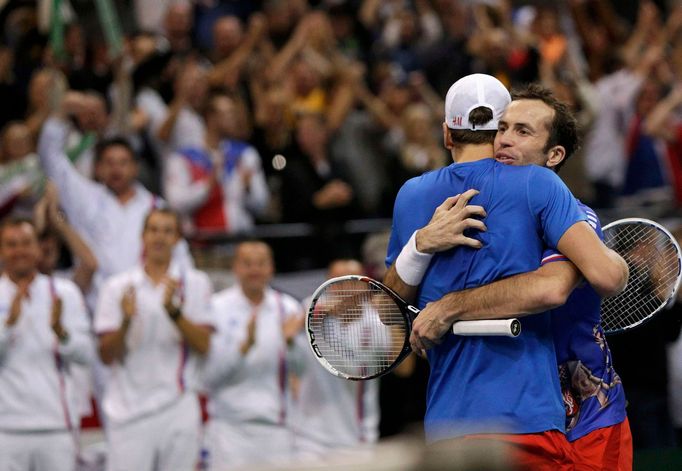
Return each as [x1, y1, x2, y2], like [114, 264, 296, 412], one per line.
[475, 85, 629, 469]
[384, 75, 628, 469]
[402, 84, 631, 470]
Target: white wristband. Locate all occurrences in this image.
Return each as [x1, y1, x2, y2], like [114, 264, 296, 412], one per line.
[395, 231, 433, 286]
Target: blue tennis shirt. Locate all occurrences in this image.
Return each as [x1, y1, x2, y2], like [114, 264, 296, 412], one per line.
[386, 158, 586, 442]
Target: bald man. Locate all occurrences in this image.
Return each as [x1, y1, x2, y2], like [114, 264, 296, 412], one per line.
[202, 241, 304, 470]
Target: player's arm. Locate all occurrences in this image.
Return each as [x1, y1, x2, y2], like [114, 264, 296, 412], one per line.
[432, 261, 580, 321]
[164, 154, 213, 213]
[241, 147, 270, 215]
[529, 168, 628, 298]
[98, 329, 129, 365]
[56, 286, 96, 365]
[202, 330, 243, 389]
[410, 261, 581, 351]
[42, 183, 98, 294]
[172, 316, 212, 355]
[201, 298, 247, 389]
[38, 99, 101, 226]
[97, 285, 135, 365]
[383, 189, 486, 302]
[163, 276, 212, 356]
[556, 221, 628, 297]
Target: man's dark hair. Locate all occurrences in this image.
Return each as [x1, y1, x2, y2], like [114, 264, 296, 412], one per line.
[94, 137, 136, 164]
[449, 107, 497, 145]
[511, 84, 580, 172]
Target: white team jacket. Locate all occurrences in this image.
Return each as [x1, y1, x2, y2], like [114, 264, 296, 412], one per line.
[94, 264, 214, 425]
[0, 274, 94, 431]
[203, 285, 302, 425]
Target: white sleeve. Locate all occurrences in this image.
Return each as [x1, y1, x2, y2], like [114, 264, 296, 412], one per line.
[201, 299, 242, 390]
[241, 147, 269, 215]
[164, 154, 212, 213]
[183, 271, 214, 327]
[38, 118, 102, 228]
[94, 278, 124, 335]
[57, 283, 95, 365]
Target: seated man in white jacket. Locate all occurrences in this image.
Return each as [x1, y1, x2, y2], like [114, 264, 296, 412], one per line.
[203, 240, 303, 470]
[289, 259, 380, 460]
[0, 217, 94, 471]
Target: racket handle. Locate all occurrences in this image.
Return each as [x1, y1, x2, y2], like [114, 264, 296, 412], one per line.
[452, 319, 521, 337]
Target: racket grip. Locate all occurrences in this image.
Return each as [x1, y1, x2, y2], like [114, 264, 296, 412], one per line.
[452, 319, 521, 337]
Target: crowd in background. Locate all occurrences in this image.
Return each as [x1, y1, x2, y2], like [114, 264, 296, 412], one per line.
[5, 0, 682, 236]
[1, 0, 682, 468]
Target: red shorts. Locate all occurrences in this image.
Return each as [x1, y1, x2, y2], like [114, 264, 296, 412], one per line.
[461, 430, 574, 470]
[571, 418, 633, 471]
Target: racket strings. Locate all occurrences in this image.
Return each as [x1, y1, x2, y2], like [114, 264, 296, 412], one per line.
[309, 280, 407, 378]
[601, 223, 681, 332]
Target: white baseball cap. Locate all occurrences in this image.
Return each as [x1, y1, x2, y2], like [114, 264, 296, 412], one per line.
[444, 74, 511, 131]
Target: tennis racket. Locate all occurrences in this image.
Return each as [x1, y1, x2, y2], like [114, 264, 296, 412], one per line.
[601, 218, 682, 334]
[307, 275, 521, 380]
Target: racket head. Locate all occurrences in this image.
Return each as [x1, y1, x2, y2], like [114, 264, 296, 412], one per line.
[306, 275, 413, 380]
[600, 218, 682, 334]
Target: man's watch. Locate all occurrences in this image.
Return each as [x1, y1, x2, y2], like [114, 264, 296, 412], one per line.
[167, 305, 182, 322]
[56, 329, 70, 344]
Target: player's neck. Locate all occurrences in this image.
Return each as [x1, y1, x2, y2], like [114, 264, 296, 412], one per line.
[115, 186, 137, 205]
[452, 143, 494, 164]
[144, 259, 171, 284]
[241, 285, 265, 305]
[6, 270, 37, 287]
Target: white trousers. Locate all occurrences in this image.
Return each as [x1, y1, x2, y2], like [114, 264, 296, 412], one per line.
[106, 393, 201, 471]
[204, 420, 292, 470]
[0, 430, 76, 471]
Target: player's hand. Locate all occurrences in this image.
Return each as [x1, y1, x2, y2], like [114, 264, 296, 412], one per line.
[121, 286, 137, 324]
[415, 189, 487, 253]
[33, 193, 49, 235]
[410, 300, 452, 352]
[162, 277, 178, 310]
[162, 277, 183, 321]
[6, 282, 30, 327]
[50, 296, 68, 342]
[240, 313, 257, 355]
[313, 180, 354, 209]
[45, 182, 67, 230]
